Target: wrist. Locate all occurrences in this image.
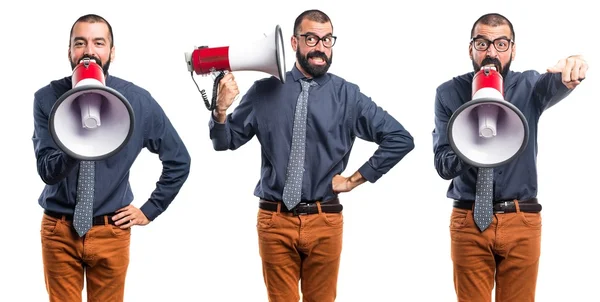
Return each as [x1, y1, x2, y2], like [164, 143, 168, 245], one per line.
[213, 109, 227, 123]
[348, 173, 365, 189]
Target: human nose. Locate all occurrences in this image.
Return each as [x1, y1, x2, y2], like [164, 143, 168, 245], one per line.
[486, 44, 498, 57]
[84, 43, 95, 56]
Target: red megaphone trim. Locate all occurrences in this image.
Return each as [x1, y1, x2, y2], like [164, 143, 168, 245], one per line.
[472, 66, 503, 97]
[190, 46, 232, 75]
[72, 59, 105, 87]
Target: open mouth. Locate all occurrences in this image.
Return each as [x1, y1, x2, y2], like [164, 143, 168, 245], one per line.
[79, 55, 100, 65]
[481, 62, 499, 71]
[309, 57, 326, 65]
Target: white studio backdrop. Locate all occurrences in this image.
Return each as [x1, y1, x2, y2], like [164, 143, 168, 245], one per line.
[0, 0, 597, 301]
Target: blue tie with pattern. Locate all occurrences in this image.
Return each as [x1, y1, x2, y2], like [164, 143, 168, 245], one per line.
[73, 160, 95, 237]
[474, 167, 494, 231]
[282, 79, 317, 210]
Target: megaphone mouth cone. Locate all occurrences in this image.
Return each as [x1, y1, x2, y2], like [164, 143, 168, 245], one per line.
[49, 85, 135, 161]
[447, 98, 530, 168]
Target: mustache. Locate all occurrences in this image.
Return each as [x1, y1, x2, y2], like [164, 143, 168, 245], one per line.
[481, 57, 501, 69]
[307, 51, 328, 61]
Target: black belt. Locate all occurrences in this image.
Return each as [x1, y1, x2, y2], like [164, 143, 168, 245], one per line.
[453, 198, 542, 213]
[259, 198, 343, 216]
[44, 210, 117, 226]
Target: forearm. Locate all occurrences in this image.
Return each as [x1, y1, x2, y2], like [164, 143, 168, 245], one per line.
[140, 156, 191, 221]
[536, 72, 573, 111]
[432, 90, 471, 180]
[209, 113, 233, 151]
[35, 147, 79, 185]
[434, 146, 472, 180]
[348, 170, 367, 189]
[33, 99, 79, 185]
[359, 129, 415, 183]
[209, 104, 255, 151]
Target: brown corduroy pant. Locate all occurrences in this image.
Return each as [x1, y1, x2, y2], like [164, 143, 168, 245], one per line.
[40, 213, 131, 302]
[450, 200, 542, 302]
[256, 202, 344, 302]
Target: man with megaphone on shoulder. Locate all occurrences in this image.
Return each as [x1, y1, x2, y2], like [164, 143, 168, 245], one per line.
[31, 13, 191, 302]
[432, 12, 588, 302]
[208, 9, 415, 302]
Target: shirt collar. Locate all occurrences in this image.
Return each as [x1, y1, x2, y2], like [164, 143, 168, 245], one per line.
[291, 63, 330, 86]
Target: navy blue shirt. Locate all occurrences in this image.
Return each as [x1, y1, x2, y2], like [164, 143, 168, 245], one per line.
[432, 70, 573, 201]
[209, 65, 415, 202]
[32, 74, 191, 221]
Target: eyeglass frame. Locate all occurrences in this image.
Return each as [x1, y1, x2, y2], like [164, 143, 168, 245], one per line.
[470, 36, 514, 52]
[296, 33, 337, 48]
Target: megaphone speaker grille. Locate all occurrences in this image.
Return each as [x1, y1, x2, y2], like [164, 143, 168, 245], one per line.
[49, 85, 135, 161]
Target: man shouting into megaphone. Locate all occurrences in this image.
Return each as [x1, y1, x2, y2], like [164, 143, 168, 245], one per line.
[31, 13, 191, 301]
[432, 12, 588, 302]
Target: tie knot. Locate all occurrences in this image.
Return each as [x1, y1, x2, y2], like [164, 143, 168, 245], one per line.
[301, 79, 317, 90]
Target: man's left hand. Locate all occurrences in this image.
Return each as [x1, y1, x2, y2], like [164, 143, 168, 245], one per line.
[547, 55, 588, 89]
[332, 171, 366, 194]
[112, 205, 150, 229]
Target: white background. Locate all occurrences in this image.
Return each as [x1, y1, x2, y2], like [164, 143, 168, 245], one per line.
[0, 0, 598, 301]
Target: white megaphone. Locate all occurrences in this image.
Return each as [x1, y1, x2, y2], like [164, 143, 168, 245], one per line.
[447, 66, 529, 167]
[49, 57, 135, 161]
[184, 24, 287, 110]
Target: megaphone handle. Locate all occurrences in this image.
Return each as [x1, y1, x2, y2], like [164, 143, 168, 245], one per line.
[189, 70, 226, 111]
[209, 71, 227, 111]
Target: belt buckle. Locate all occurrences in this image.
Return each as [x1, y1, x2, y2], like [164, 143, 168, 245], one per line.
[495, 201, 509, 214]
[291, 203, 308, 216]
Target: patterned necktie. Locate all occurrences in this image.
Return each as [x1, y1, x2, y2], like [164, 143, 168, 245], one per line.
[73, 160, 95, 237]
[282, 79, 317, 210]
[474, 167, 494, 232]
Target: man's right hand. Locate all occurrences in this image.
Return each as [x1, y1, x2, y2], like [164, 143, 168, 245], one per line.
[213, 72, 239, 123]
[546, 55, 588, 90]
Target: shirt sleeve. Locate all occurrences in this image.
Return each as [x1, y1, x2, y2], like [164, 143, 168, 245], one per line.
[533, 72, 574, 112]
[432, 88, 473, 180]
[32, 91, 80, 185]
[352, 93, 415, 183]
[140, 97, 191, 221]
[208, 85, 257, 151]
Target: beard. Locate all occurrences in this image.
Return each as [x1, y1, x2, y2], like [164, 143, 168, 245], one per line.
[472, 54, 512, 79]
[70, 54, 111, 76]
[296, 48, 332, 78]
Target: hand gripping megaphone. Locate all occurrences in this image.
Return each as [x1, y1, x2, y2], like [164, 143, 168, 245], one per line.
[48, 58, 135, 161]
[184, 25, 287, 110]
[447, 66, 529, 167]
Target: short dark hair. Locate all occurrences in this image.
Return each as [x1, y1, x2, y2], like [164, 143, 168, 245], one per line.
[293, 9, 333, 35]
[69, 14, 114, 47]
[470, 13, 515, 42]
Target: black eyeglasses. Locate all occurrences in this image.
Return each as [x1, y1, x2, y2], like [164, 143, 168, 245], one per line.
[471, 37, 513, 52]
[297, 34, 337, 48]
